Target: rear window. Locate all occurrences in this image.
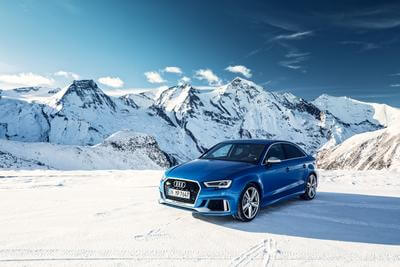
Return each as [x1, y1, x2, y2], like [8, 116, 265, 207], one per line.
[265, 144, 285, 161]
[282, 143, 305, 159]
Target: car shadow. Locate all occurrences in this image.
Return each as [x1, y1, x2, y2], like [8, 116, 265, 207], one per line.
[192, 192, 400, 245]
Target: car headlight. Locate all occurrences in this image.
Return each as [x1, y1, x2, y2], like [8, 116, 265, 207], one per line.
[204, 180, 232, 188]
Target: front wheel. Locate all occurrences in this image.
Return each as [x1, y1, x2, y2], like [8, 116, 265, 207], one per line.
[235, 184, 260, 222]
[301, 174, 317, 200]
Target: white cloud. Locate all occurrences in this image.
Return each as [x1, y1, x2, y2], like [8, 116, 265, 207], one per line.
[178, 76, 191, 85]
[225, 65, 252, 78]
[98, 76, 124, 88]
[346, 19, 400, 30]
[280, 63, 301, 70]
[390, 84, 400, 87]
[285, 52, 310, 58]
[144, 71, 166, 84]
[330, 7, 400, 30]
[163, 66, 182, 75]
[273, 31, 313, 40]
[194, 69, 221, 86]
[0, 72, 54, 87]
[278, 43, 310, 72]
[340, 41, 379, 52]
[279, 56, 308, 70]
[258, 17, 301, 32]
[54, 70, 80, 80]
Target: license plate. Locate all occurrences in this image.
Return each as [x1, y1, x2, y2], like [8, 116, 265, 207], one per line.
[167, 188, 190, 199]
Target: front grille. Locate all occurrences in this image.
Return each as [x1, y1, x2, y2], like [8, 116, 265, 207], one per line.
[164, 178, 200, 204]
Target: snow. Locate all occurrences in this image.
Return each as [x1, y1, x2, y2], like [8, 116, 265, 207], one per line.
[313, 94, 400, 127]
[0, 86, 60, 104]
[0, 98, 50, 142]
[0, 131, 173, 170]
[2, 78, 400, 169]
[0, 169, 399, 266]
[0, 77, 400, 169]
[318, 122, 400, 171]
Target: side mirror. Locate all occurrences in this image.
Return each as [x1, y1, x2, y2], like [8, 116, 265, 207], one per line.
[265, 157, 281, 164]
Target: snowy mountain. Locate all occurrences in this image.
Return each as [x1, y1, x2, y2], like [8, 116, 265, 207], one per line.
[0, 95, 50, 142]
[142, 77, 394, 154]
[313, 94, 399, 127]
[0, 131, 174, 170]
[0, 86, 61, 102]
[1, 78, 399, 170]
[318, 123, 400, 171]
[49, 80, 119, 145]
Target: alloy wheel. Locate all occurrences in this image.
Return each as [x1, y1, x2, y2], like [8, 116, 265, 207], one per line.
[241, 186, 260, 219]
[306, 174, 317, 199]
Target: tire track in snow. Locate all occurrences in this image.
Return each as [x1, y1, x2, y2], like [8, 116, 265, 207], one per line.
[262, 238, 278, 267]
[133, 217, 182, 241]
[230, 238, 278, 267]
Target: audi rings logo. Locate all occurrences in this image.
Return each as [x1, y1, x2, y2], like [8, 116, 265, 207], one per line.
[173, 181, 186, 188]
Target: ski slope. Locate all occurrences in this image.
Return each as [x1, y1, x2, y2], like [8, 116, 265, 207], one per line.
[0, 170, 399, 266]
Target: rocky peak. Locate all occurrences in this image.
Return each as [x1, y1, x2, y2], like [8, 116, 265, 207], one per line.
[58, 80, 116, 111]
[156, 84, 201, 111]
[217, 77, 262, 99]
[231, 76, 247, 85]
[274, 92, 323, 120]
[101, 130, 178, 168]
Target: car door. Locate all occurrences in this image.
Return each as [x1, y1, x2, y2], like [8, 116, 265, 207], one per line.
[281, 143, 307, 194]
[260, 143, 292, 202]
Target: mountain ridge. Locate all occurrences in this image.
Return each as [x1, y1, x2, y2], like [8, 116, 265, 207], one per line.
[1, 78, 399, 169]
[318, 123, 400, 171]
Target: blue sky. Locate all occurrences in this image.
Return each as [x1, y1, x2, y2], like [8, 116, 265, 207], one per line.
[0, 0, 400, 106]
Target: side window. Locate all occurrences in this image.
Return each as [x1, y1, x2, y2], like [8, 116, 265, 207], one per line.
[209, 144, 232, 158]
[282, 144, 305, 159]
[265, 144, 285, 162]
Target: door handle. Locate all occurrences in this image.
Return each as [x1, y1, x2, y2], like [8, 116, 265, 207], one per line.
[303, 164, 306, 168]
[286, 167, 290, 172]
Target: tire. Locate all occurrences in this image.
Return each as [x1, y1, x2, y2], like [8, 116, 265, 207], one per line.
[301, 174, 317, 200]
[234, 184, 261, 222]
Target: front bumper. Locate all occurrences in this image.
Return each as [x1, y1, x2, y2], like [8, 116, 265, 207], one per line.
[159, 198, 232, 215]
[159, 178, 237, 216]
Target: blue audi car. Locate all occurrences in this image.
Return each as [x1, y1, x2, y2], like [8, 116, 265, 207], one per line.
[159, 140, 318, 221]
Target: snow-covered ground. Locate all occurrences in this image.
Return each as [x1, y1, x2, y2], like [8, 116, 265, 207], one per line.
[0, 131, 175, 170]
[0, 170, 399, 266]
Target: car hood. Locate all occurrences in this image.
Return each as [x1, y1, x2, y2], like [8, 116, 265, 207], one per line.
[166, 159, 255, 182]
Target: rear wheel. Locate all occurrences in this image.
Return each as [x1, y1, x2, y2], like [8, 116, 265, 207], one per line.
[301, 174, 317, 200]
[235, 184, 260, 222]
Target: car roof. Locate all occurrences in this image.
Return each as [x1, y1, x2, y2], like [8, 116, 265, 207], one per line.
[219, 139, 292, 145]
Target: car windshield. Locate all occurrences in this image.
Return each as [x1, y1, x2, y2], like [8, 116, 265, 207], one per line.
[201, 143, 266, 164]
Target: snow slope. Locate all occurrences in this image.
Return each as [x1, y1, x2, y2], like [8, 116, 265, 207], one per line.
[0, 131, 175, 170]
[318, 123, 400, 171]
[0, 86, 61, 103]
[313, 94, 400, 127]
[0, 170, 399, 266]
[0, 97, 50, 142]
